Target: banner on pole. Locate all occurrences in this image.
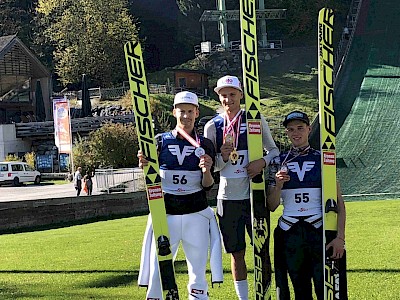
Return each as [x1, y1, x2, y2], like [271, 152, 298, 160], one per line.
[53, 97, 72, 154]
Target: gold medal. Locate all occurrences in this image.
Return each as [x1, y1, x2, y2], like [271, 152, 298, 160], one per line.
[224, 133, 234, 145]
[230, 148, 239, 163]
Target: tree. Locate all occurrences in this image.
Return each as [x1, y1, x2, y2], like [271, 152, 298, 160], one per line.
[73, 123, 138, 170]
[72, 134, 93, 172]
[35, 0, 138, 87]
[0, 0, 34, 45]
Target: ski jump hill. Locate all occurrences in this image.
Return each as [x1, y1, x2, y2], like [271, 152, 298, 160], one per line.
[321, 0, 400, 200]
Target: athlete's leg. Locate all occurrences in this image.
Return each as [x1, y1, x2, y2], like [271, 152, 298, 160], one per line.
[219, 199, 251, 300]
[339, 251, 348, 300]
[284, 222, 313, 300]
[231, 249, 247, 281]
[274, 227, 290, 300]
[309, 225, 324, 300]
[182, 210, 210, 300]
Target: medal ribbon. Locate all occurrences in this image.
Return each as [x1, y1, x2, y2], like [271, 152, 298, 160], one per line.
[223, 110, 242, 136]
[175, 126, 200, 147]
[223, 110, 242, 149]
[281, 145, 311, 166]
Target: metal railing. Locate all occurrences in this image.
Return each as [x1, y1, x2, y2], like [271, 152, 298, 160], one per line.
[194, 39, 283, 57]
[65, 86, 129, 101]
[15, 114, 134, 137]
[149, 84, 169, 94]
[95, 168, 145, 194]
[334, 0, 363, 81]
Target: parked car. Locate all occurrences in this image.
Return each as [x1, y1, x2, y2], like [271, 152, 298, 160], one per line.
[0, 161, 41, 186]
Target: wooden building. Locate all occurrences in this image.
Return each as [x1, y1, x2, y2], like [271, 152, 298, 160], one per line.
[0, 35, 52, 124]
[172, 69, 210, 96]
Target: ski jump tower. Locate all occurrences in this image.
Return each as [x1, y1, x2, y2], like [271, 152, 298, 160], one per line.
[199, 0, 286, 51]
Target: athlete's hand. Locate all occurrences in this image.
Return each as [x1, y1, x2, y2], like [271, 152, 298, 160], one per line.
[326, 237, 345, 259]
[137, 150, 149, 169]
[245, 158, 265, 179]
[275, 170, 290, 189]
[199, 154, 213, 173]
[220, 142, 234, 162]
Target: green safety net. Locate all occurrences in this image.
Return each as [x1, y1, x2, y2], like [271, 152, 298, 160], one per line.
[336, 0, 400, 200]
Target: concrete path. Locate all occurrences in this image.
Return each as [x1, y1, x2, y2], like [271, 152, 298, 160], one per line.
[0, 180, 100, 202]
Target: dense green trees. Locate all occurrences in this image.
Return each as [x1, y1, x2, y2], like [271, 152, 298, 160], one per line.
[1, 0, 349, 87]
[0, 0, 33, 43]
[35, 0, 138, 87]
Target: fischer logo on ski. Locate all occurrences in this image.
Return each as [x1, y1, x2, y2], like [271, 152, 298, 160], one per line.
[318, 8, 342, 300]
[124, 41, 179, 300]
[240, 0, 272, 298]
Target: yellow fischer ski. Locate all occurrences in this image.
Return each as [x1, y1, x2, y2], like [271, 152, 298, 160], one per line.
[318, 8, 340, 300]
[124, 41, 179, 300]
[240, 0, 271, 299]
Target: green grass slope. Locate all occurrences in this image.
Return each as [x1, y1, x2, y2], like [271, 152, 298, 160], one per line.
[335, 0, 400, 196]
[0, 199, 399, 299]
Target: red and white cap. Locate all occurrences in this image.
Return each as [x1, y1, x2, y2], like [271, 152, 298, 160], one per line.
[214, 75, 243, 93]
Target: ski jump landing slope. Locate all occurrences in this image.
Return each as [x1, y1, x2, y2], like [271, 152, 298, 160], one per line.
[335, 0, 400, 199]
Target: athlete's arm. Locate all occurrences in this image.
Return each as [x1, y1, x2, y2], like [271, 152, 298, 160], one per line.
[261, 116, 279, 165]
[200, 138, 216, 189]
[200, 154, 214, 188]
[137, 134, 163, 169]
[336, 181, 346, 240]
[204, 119, 228, 171]
[326, 181, 346, 259]
[245, 158, 266, 179]
[137, 150, 148, 168]
[266, 170, 290, 211]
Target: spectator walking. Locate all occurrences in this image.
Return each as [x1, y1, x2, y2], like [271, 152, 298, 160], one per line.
[83, 171, 93, 195]
[74, 167, 83, 196]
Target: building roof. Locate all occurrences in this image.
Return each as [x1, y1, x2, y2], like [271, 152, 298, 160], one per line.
[0, 35, 50, 78]
[170, 68, 210, 75]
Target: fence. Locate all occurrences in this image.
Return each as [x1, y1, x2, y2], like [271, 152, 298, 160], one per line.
[148, 84, 169, 94]
[64, 84, 174, 101]
[15, 114, 135, 137]
[194, 39, 283, 57]
[95, 168, 145, 194]
[334, 0, 363, 79]
[65, 86, 129, 101]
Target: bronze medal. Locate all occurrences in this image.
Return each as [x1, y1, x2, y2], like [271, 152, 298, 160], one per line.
[224, 133, 234, 145]
[230, 148, 239, 163]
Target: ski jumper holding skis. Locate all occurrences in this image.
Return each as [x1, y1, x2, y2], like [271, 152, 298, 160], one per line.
[267, 111, 346, 300]
[204, 75, 279, 300]
[138, 91, 223, 300]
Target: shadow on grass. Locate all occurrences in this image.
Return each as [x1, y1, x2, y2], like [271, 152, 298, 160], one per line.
[346, 269, 400, 273]
[0, 284, 29, 299]
[0, 270, 140, 289]
[244, 268, 400, 274]
[0, 270, 137, 274]
[0, 213, 146, 235]
[85, 273, 138, 288]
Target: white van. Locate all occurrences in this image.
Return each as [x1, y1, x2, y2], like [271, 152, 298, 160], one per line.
[0, 161, 41, 186]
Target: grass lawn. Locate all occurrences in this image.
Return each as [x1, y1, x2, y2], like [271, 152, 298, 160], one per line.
[0, 199, 399, 299]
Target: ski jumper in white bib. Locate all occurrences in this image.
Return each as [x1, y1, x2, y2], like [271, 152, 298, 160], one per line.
[138, 130, 223, 300]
